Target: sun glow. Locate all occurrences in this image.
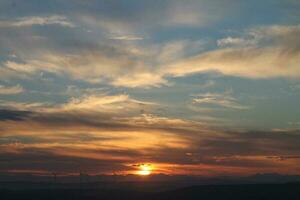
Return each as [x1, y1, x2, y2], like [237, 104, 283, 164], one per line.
[137, 164, 153, 176]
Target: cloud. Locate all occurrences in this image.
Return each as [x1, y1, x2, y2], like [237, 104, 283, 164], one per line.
[0, 2, 298, 90]
[63, 94, 130, 110]
[0, 100, 48, 111]
[0, 37, 208, 88]
[164, 25, 300, 79]
[1, 108, 300, 175]
[111, 73, 169, 88]
[266, 155, 300, 161]
[60, 94, 158, 114]
[0, 94, 161, 139]
[192, 91, 249, 110]
[0, 15, 75, 28]
[4, 61, 39, 74]
[3, 24, 298, 89]
[0, 85, 24, 95]
[0, 150, 132, 175]
[0, 109, 32, 121]
[0, 51, 146, 84]
[126, 114, 197, 128]
[217, 37, 256, 47]
[0, 91, 299, 175]
[109, 35, 144, 41]
[0, 93, 160, 130]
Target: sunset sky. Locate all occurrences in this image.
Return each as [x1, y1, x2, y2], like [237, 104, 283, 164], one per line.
[0, 0, 300, 177]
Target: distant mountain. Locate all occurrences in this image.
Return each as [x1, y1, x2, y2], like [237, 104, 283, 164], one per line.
[1, 182, 300, 200]
[1, 172, 300, 190]
[245, 173, 300, 183]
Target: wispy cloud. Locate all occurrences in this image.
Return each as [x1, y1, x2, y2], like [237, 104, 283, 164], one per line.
[109, 35, 144, 41]
[112, 73, 169, 88]
[2, 22, 299, 89]
[164, 25, 300, 80]
[60, 94, 158, 114]
[192, 91, 249, 110]
[0, 85, 24, 95]
[217, 37, 256, 47]
[0, 15, 75, 28]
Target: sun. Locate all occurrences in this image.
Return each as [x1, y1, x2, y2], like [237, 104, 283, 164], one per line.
[136, 164, 153, 176]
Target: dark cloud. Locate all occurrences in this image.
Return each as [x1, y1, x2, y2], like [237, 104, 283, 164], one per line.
[1, 125, 300, 174]
[266, 155, 300, 161]
[0, 109, 32, 121]
[0, 149, 131, 174]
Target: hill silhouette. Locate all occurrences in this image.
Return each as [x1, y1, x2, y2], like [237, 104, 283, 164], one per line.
[1, 182, 300, 200]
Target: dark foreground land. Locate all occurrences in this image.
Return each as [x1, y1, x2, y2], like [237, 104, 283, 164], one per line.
[1, 182, 300, 200]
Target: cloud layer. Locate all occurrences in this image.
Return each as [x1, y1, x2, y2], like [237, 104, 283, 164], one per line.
[1, 23, 299, 88]
[0, 0, 299, 177]
[0, 93, 300, 175]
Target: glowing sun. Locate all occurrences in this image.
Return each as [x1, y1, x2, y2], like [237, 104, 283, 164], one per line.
[137, 164, 153, 176]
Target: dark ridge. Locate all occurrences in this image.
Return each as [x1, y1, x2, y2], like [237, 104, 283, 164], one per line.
[0, 182, 300, 200]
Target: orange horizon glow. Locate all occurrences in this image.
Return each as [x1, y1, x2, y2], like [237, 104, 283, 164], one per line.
[136, 164, 153, 176]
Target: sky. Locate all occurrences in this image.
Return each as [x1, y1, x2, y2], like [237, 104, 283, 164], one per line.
[0, 0, 300, 177]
